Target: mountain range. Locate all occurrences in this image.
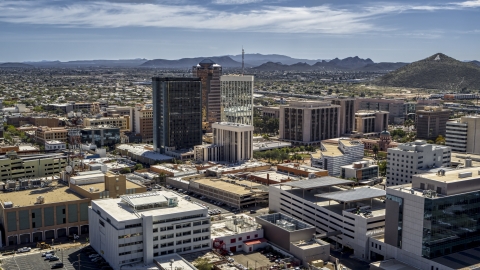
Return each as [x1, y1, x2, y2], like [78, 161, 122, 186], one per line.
[375, 53, 480, 90]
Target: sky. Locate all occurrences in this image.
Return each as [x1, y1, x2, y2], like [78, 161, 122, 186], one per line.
[0, 0, 479, 63]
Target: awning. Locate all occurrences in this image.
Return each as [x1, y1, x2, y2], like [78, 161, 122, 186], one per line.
[244, 238, 267, 246]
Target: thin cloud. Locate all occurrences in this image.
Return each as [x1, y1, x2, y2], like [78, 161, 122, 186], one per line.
[456, 0, 480, 7]
[212, 0, 262, 4]
[0, 1, 476, 34]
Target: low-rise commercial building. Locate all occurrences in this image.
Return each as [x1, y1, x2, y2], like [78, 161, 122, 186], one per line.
[116, 144, 172, 165]
[211, 215, 264, 253]
[341, 161, 379, 182]
[35, 126, 68, 143]
[276, 163, 328, 178]
[261, 106, 280, 119]
[132, 104, 153, 143]
[205, 162, 271, 177]
[189, 178, 269, 208]
[248, 171, 300, 185]
[89, 191, 211, 270]
[45, 140, 66, 151]
[0, 183, 90, 246]
[69, 171, 147, 200]
[256, 212, 330, 266]
[311, 139, 364, 176]
[84, 116, 130, 131]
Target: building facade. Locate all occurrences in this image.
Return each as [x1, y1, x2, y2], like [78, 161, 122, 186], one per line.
[211, 122, 254, 163]
[446, 115, 480, 154]
[220, 75, 254, 125]
[355, 98, 405, 124]
[261, 107, 280, 119]
[192, 59, 222, 132]
[0, 152, 67, 181]
[0, 185, 90, 246]
[89, 191, 211, 270]
[35, 127, 68, 143]
[341, 161, 378, 181]
[386, 140, 451, 186]
[415, 106, 451, 140]
[81, 126, 121, 148]
[331, 98, 355, 135]
[45, 140, 66, 151]
[152, 77, 202, 154]
[279, 101, 340, 145]
[84, 117, 129, 131]
[134, 103, 153, 143]
[354, 110, 389, 135]
[311, 139, 364, 176]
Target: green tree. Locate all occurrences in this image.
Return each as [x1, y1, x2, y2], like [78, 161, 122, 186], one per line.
[435, 135, 446, 145]
[120, 168, 131, 174]
[134, 163, 144, 171]
[193, 258, 213, 270]
[372, 144, 379, 159]
[378, 160, 387, 176]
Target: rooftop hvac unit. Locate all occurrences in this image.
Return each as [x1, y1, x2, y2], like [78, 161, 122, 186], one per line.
[4, 201, 13, 208]
[6, 181, 16, 189]
[36, 196, 45, 204]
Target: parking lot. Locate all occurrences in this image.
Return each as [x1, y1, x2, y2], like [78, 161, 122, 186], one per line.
[1, 245, 111, 270]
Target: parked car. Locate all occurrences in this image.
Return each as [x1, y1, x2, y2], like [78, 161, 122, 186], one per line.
[42, 251, 55, 257]
[89, 254, 100, 258]
[51, 263, 64, 269]
[17, 247, 31, 253]
[49, 256, 60, 261]
[250, 210, 257, 214]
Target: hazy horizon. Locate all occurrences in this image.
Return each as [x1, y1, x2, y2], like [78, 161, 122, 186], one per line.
[0, 0, 479, 63]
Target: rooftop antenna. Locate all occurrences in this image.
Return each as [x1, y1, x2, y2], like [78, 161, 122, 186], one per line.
[242, 46, 245, 76]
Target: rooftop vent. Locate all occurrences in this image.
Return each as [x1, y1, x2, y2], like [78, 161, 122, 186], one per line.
[459, 172, 472, 178]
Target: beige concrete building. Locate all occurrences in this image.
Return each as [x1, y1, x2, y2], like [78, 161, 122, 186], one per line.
[69, 172, 147, 200]
[354, 110, 389, 135]
[84, 116, 130, 131]
[446, 115, 480, 154]
[189, 178, 268, 208]
[35, 126, 68, 143]
[331, 98, 355, 135]
[279, 101, 340, 145]
[0, 184, 91, 246]
[261, 106, 280, 119]
[134, 103, 153, 143]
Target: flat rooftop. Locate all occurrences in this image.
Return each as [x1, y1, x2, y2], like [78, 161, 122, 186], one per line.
[315, 187, 386, 203]
[154, 254, 196, 270]
[79, 180, 143, 194]
[0, 184, 85, 208]
[280, 177, 354, 190]
[207, 162, 270, 173]
[432, 246, 480, 269]
[194, 178, 260, 195]
[321, 143, 343, 157]
[92, 191, 205, 222]
[415, 167, 480, 183]
[273, 184, 386, 217]
[370, 259, 419, 270]
[250, 171, 299, 182]
[277, 163, 327, 173]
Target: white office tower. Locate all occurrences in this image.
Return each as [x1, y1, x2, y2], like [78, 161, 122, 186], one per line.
[386, 140, 451, 187]
[213, 122, 253, 163]
[89, 191, 211, 270]
[446, 115, 480, 154]
[220, 75, 254, 125]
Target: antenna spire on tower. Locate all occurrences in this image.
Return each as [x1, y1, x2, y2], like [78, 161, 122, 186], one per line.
[242, 46, 245, 76]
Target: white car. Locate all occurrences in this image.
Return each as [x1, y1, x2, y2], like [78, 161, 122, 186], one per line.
[89, 254, 100, 258]
[42, 251, 55, 257]
[17, 247, 31, 253]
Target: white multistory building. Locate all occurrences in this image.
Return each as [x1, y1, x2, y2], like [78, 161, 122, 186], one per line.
[269, 177, 386, 261]
[88, 191, 211, 270]
[311, 138, 364, 176]
[195, 122, 253, 163]
[386, 140, 451, 187]
[446, 115, 480, 154]
[220, 75, 254, 125]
